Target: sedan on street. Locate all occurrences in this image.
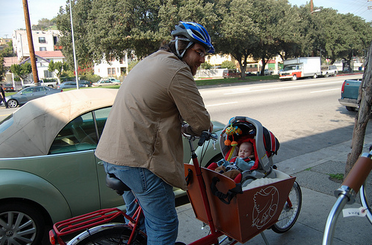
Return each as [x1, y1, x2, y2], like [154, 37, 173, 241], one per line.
[57, 81, 88, 89]
[0, 88, 224, 245]
[5, 86, 62, 108]
[92, 79, 121, 87]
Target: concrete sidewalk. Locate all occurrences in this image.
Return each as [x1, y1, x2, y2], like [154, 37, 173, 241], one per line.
[176, 134, 372, 245]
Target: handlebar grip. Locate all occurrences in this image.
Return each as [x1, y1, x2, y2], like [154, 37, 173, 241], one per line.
[198, 131, 209, 146]
[342, 155, 372, 192]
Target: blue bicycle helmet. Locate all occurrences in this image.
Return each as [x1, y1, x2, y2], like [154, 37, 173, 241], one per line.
[171, 21, 215, 58]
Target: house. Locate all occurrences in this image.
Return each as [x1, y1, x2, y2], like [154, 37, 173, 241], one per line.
[17, 51, 65, 83]
[94, 53, 129, 80]
[3, 57, 19, 83]
[12, 30, 61, 61]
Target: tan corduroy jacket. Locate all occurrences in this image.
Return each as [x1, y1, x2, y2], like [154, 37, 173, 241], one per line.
[95, 50, 211, 190]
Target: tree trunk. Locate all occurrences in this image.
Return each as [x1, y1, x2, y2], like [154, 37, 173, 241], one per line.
[345, 41, 372, 177]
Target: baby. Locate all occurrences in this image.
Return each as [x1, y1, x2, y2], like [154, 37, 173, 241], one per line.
[212, 141, 256, 181]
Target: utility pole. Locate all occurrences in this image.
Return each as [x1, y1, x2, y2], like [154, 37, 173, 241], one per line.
[22, 0, 39, 84]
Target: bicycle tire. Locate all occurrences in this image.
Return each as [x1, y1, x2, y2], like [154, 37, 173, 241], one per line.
[271, 181, 302, 233]
[70, 226, 146, 245]
[360, 172, 372, 224]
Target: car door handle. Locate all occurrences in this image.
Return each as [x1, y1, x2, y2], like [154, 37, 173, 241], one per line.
[97, 161, 104, 166]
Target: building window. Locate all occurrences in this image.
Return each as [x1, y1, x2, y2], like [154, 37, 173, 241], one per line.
[39, 47, 47, 51]
[39, 37, 46, 43]
[107, 68, 116, 76]
[44, 70, 53, 78]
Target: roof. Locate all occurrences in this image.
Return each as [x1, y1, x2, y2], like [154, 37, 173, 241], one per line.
[0, 88, 118, 158]
[19, 55, 50, 65]
[3, 57, 18, 67]
[35, 50, 65, 58]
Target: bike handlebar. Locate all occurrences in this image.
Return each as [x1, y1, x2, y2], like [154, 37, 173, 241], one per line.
[198, 131, 218, 146]
[342, 152, 372, 195]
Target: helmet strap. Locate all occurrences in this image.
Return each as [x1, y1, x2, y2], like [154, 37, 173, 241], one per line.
[171, 37, 193, 58]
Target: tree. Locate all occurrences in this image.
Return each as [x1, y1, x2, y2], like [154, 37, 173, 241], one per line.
[48, 61, 68, 84]
[221, 60, 236, 70]
[279, 5, 312, 60]
[0, 54, 5, 81]
[10, 63, 32, 85]
[32, 18, 56, 30]
[213, 0, 258, 79]
[201, 62, 212, 69]
[345, 41, 372, 177]
[250, 0, 299, 75]
[1, 40, 15, 57]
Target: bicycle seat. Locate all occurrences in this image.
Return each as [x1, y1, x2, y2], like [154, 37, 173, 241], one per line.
[105, 173, 131, 195]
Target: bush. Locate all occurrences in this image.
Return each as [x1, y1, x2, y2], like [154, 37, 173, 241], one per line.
[221, 60, 236, 70]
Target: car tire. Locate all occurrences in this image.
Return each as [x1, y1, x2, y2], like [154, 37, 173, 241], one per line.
[346, 106, 356, 111]
[291, 75, 297, 81]
[0, 202, 46, 245]
[7, 99, 18, 108]
[313, 74, 317, 79]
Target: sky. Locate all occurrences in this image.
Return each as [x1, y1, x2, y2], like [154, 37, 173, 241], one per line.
[0, 0, 371, 38]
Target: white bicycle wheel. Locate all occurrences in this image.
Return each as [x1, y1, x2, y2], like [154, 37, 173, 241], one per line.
[360, 171, 372, 224]
[271, 181, 302, 233]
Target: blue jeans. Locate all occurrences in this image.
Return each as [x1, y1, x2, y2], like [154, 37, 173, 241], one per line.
[103, 162, 178, 245]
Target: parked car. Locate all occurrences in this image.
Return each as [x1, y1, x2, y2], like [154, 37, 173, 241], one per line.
[0, 88, 224, 245]
[108, 78, 121, 83]
[338, 79, 362, 111]
[3, 83, 15, 92]
[262, 69, 274, 76]
[57, 81, 87, 89]
[5, 86, 62, 108]
[222, 69, 241, 79]
[92, 79, 121, 87]
[321, 65, 338, 77]
[79, 80, 93, 87]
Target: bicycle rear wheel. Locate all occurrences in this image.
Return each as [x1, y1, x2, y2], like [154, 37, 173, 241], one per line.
[360, 171, 372, 224]
[271, 181, 302, 233]
[71, 226, 146, 245]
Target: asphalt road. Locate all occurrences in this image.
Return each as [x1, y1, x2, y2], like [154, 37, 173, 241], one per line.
[200, 74, 367, 163]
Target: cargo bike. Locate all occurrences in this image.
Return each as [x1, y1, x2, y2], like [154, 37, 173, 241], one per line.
[49, 116, 302, 245]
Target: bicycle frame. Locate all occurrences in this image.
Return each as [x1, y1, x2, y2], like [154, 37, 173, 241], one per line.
[50, 131, 298, 245]
[50, 133, 230, 245]
[323, 151, 372, 245]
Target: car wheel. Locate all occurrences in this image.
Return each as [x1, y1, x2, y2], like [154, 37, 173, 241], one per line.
[291, 75, 297, 81]
[0, 202, 46, 245]
[346, 106, 356, 111]
[7, 99, 18, 108]
[313, 74, 317, 79]
[325, 73, 329, 78]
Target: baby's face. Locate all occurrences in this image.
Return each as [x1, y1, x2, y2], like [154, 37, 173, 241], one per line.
[238, 142, 253, 159]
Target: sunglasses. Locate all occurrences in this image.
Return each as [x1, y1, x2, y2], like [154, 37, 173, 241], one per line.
[190, 48, 206, 58]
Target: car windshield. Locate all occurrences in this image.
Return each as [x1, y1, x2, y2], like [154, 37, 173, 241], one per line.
[283, 65, 297, 71]
[0, 114, 14, 134]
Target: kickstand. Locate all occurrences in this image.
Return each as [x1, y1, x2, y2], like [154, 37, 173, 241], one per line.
[260, 232, 270, 245]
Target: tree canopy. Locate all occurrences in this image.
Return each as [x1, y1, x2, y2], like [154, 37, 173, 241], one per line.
[55, 0, 372, 76]
[10, 63, 32, 84]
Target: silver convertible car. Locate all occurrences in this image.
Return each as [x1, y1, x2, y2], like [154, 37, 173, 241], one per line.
[0, 89, 223, 245]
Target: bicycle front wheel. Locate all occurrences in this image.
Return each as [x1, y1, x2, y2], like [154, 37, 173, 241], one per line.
[271, 181, 302, 233]
[360, 172, 372, 224]
[70, 226, 146, 245]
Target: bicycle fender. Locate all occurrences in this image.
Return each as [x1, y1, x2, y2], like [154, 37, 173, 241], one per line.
[67, 223, 133, 245]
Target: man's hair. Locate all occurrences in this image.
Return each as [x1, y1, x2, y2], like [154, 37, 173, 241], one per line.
[160, 36, 193, 59]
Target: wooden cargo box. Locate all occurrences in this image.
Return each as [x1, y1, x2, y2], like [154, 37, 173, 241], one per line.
[184, 163, 295, 243]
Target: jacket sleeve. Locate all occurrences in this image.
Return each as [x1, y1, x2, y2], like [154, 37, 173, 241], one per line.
[169, 66, 211, 135]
